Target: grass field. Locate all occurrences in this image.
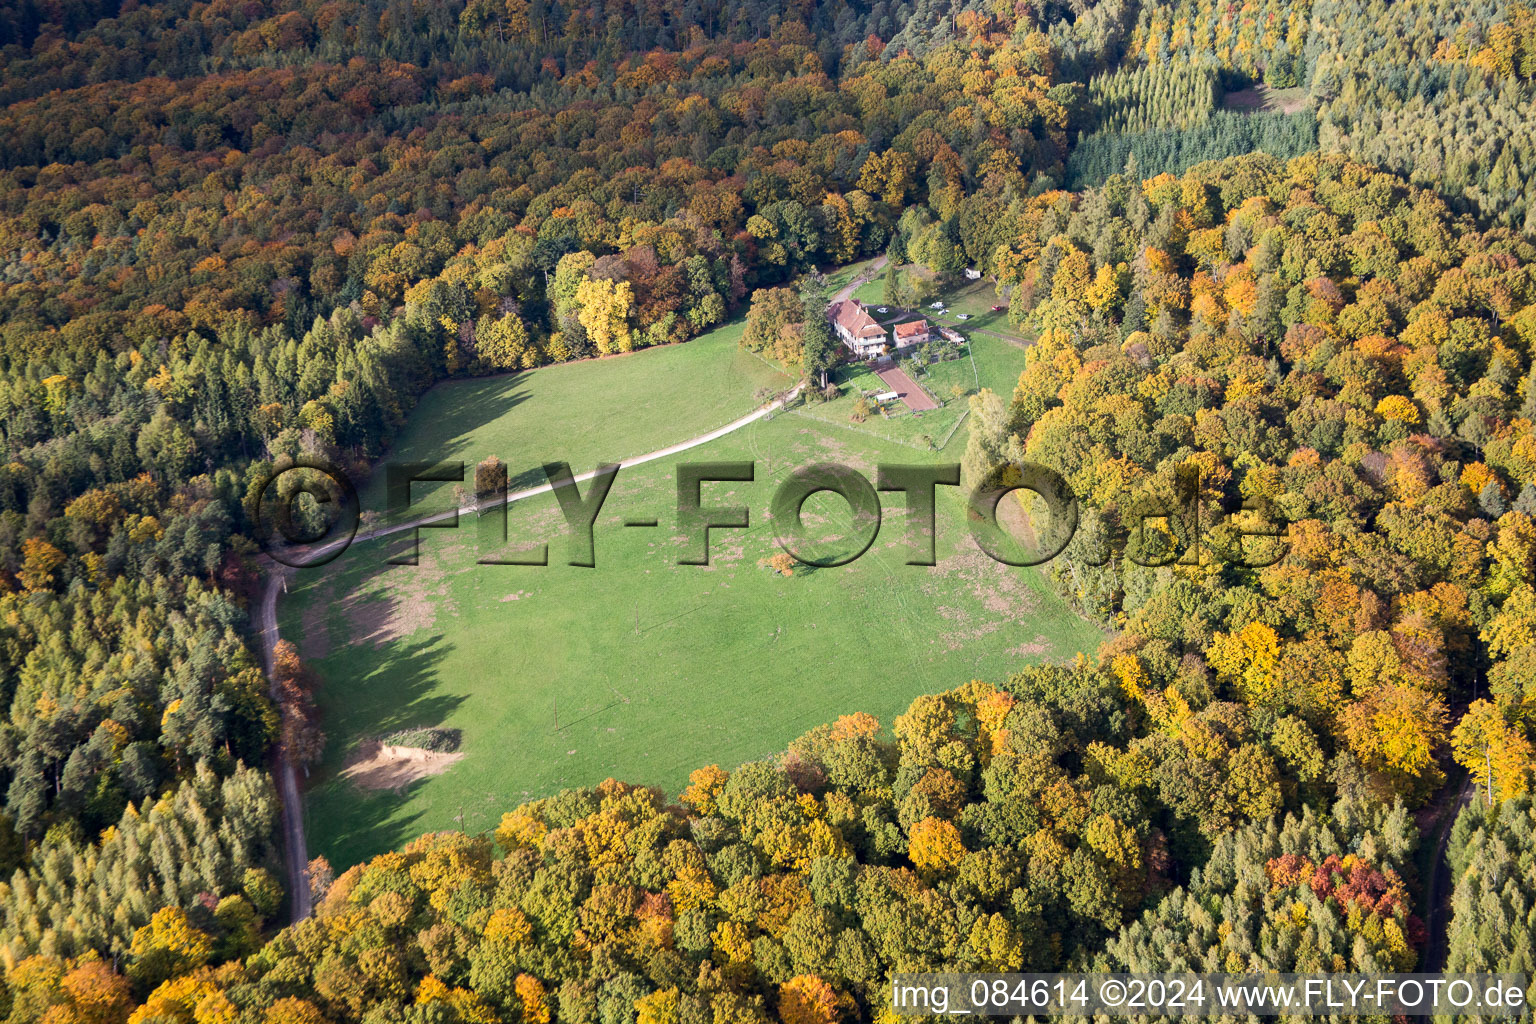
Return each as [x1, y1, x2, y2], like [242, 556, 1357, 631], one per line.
[852, 275, 886, 305]
[357, 318, 792, 520]
[283, 290, 1100, 871]
[927, 279, 1024, 338]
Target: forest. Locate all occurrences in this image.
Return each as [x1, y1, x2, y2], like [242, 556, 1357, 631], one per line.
[0, 0, 1535, 1020]
[9, 676, 1427, 1024]
[1113, 0, 1536, 228]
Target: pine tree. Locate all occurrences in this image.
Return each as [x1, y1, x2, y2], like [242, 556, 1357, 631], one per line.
[799, 278, 836, 388]
[1481, 478, 1508, 517]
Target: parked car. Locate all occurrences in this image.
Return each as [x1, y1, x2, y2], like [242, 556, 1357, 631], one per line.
[930, 301, 944, 309]
[876, 306, 888, 313]
[990, 304, 1005, 312]
[956, 313, 971, 320]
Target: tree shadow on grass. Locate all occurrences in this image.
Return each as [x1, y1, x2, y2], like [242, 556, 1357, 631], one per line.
[412, 371, 532, 452]
[313, 632, 463, 752]
[305, 787, 430, 874]
[507, 462, 551, 493]
[305, 616, 469, 869]
[359, 373, 533, 513]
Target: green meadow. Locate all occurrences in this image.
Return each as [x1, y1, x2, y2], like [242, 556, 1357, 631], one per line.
[356, 317, 792, 519]
[284, 312, 1101, 870]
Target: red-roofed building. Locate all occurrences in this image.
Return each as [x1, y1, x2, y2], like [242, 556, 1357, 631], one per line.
[892, 319, 930, 349]
[827, 300, 887, 358]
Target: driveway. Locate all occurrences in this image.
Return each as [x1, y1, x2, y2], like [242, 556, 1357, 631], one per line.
[876, 365, 938, 411]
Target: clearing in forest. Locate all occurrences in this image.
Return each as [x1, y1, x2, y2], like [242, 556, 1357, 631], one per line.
[282, 297, 1101, 871]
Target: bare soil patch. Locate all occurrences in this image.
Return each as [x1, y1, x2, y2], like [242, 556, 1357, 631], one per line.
[341, 740, 464, 793]
[341, 569, 453, 648]
[1221, 85, 1309, 114]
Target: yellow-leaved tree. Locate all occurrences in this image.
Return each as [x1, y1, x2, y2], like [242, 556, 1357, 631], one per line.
[908, 816, 965, 874]
[575, 277, 635, 353]
[779, 975, 842, 1024]
[1452, 700, 1535, 803]
[127, 907, 212, 991]
[1207, 621, 1281, 704]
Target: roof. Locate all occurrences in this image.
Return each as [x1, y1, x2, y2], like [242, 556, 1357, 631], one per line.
[827, 300, 883, 338]
[894, 319, 929, 339]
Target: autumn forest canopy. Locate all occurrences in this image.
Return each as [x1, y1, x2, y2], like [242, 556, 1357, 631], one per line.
[3, 0, 1536, 1020]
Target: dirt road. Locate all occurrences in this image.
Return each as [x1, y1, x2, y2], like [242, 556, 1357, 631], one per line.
[1420, 772, 1476, 971]
[254, 564, 313, 923]
[831, 256, 888, 304]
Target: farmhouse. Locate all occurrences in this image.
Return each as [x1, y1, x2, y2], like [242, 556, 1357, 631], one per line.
[827, 300, 887, 358]
[892, 319, 930, 349]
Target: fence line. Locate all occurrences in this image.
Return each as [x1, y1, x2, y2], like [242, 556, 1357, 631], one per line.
[935, 407, 971, 452]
